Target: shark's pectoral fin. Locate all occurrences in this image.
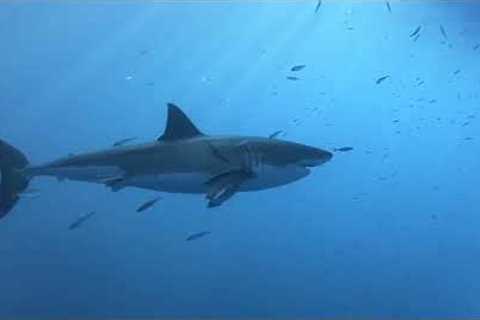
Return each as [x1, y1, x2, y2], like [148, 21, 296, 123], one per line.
[205, 170, 254, 208]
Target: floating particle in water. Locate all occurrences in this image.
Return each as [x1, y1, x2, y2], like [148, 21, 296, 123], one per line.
[125, 75, 133, 81]
[201, 76, 212, 83]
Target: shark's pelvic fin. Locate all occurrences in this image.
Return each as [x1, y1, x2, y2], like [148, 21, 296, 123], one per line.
[158, 103, 204, 141]
[205, 170, 254, 208]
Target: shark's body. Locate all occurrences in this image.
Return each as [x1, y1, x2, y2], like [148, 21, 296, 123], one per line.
[0, 104, 332, 218]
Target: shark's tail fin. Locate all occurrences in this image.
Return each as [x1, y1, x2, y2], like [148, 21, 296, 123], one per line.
[0, 139, 30, 219]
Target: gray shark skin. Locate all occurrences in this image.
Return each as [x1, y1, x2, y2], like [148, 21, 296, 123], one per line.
[0, 103, 332, 218]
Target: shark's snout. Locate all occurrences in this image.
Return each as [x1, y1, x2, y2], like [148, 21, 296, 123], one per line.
[297, 147, 333, 167]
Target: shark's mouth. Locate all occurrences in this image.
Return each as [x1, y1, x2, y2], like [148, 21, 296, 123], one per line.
[298, 160, 326, 167]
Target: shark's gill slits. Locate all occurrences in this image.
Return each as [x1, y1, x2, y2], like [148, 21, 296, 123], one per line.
[239, 142, 264, 173]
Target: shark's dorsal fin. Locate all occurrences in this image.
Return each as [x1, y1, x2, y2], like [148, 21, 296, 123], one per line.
[158, 103, 204, 141]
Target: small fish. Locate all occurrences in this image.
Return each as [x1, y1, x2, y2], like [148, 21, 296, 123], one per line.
[439, 25, 448, 40]
[392, 119, 400, 123]
[333, 147, 354, 152]
[453, 69, 461, 75]
[286, 76, 300, 81]
[139, 49, 149, 55]
[416, 80, 425, 86]
[315, 0, 322, 13]
[69, 211, 96, 230]
[136, 197, 162, 213]
[473, 44, 480, 51]
[464, 137, 474, 141]
[376, 75, 390, 84]
[269, 130, 284, 139]
[290, 65, 306, 72]
[409, 25, 422, 38]
[386, 1, 392, 13]
[428, 99, 437, 104]
[186, 231, 211, 241]
[413, 33, 421, 42]
[113, 137, 137, 147]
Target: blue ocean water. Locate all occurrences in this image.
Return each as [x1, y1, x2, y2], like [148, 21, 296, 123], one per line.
[1, 1, 479, 318]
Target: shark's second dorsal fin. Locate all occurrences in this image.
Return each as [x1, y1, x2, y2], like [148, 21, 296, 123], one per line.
[158, 103, 204, 141]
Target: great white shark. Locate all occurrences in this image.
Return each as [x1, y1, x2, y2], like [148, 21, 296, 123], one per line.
[0, 103, 333, 219]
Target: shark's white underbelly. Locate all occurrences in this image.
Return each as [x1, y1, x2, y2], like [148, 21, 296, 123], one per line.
[32, 164, 310, 194]
[129, 164, 310, 193]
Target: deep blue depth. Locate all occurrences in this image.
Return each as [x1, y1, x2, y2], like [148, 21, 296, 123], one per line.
[1, 1, 479, 318]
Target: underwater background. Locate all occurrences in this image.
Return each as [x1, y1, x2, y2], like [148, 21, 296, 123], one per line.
[1, 0, 480, 318]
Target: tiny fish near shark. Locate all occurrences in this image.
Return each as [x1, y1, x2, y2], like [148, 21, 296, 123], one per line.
[376, 75, 390, 85]
[315, 0, 322, 13]
[290, 65, 306, 72]
[385, 1, 392, 13]
[439, 25, 448, 40]
[69, 211, 96, 230]
[409, 25, 422, 38]
[113, 137, 137, 147]
[0, 103, 333, 219]
[286, 76, 300, 81]
[136, 196, 162, 213]
[186, 231, 211, 241]
[269, 130, 285, 139]
[333, 147, 354, 152]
